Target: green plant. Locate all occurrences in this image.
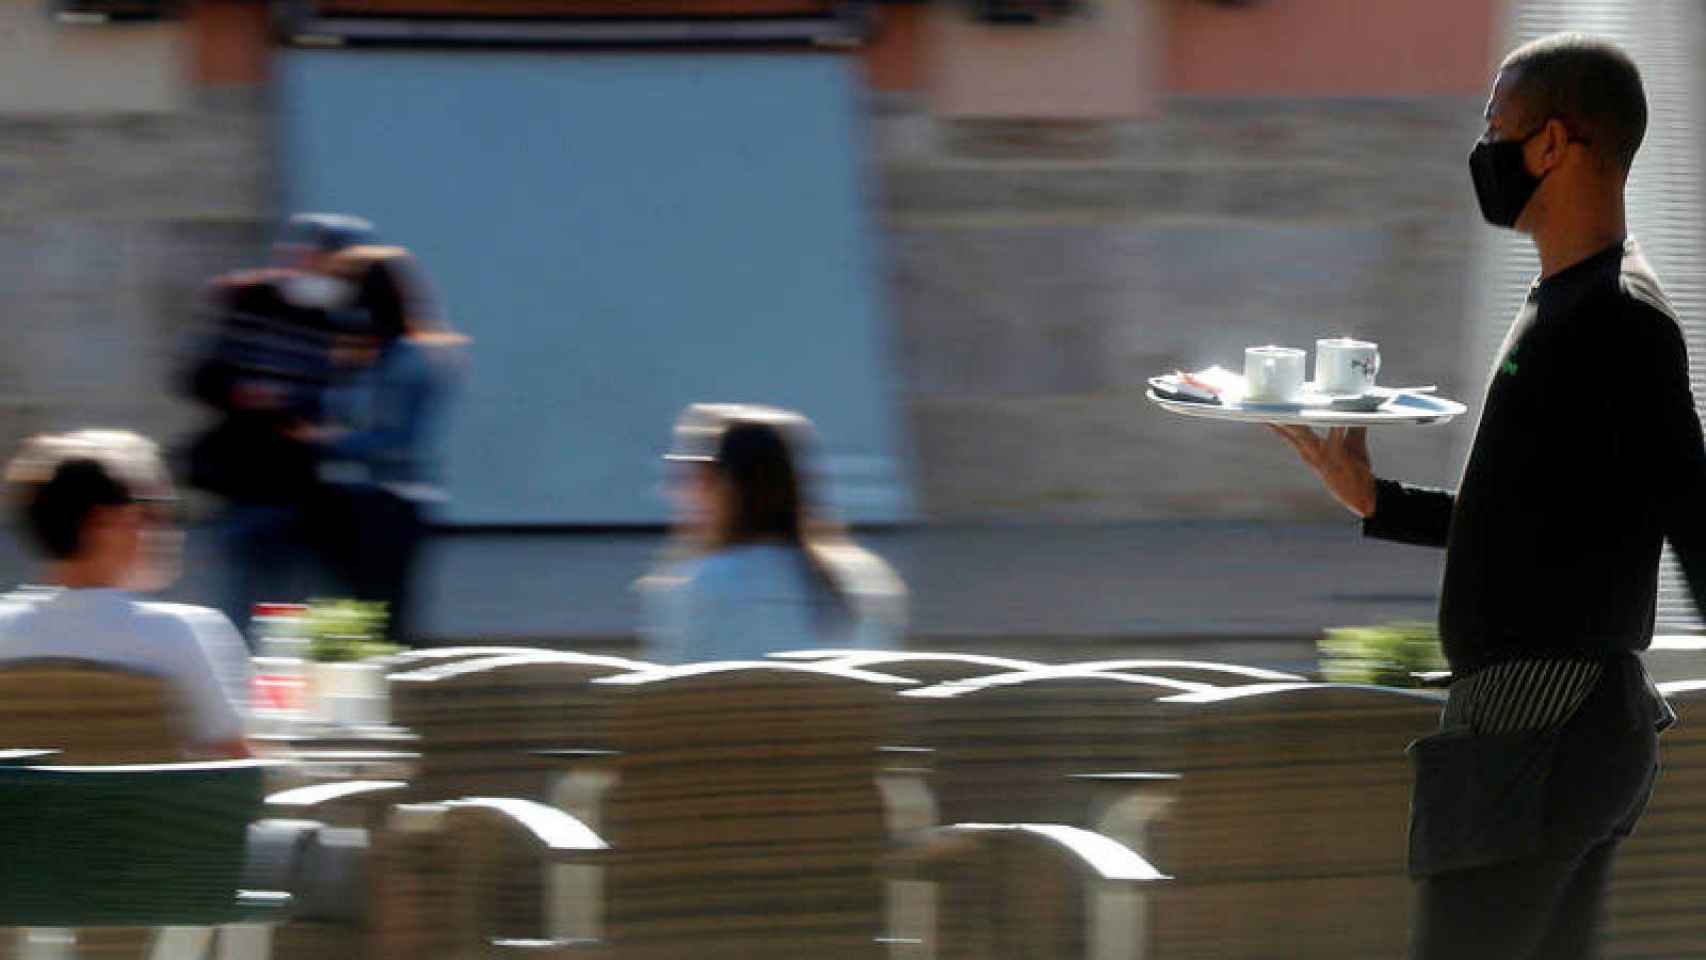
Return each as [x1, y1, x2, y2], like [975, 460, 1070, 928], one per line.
[305, 599, 401, 663]
[1318, 620, 1446, 688]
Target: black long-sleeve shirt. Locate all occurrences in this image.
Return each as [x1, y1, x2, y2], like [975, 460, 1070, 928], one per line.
[1364, 240, 1706, 675]
[180, 271, 337, 504]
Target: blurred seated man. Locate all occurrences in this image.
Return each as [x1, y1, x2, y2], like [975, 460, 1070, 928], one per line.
[0, 430, 252, 759]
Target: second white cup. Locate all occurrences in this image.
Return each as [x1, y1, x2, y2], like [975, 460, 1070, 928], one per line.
[1315, 338, 1381, 395]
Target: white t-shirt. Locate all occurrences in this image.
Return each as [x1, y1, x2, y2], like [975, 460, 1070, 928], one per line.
[0, 587, 251, 746]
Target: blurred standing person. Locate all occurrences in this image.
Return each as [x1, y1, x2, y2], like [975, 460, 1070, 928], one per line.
[638, 404, 906, 663]
[297, 246, 466, 647]
[0, 430, 251, 759]
[182, 213, 379, 640]
[1272, 36, 1689, 959]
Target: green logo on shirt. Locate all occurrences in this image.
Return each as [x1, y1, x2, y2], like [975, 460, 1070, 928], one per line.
[1501, 359, 1519, 376]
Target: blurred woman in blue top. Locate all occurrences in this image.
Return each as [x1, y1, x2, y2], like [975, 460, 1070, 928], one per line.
[300, 247, 467, 646]
[639, 404, 906, 664]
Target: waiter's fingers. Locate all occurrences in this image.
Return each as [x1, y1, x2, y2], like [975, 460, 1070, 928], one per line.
[1269, 424, 1322, 465]
[1344, 426, 1370, 460]
[1325, 426, 1367, 461]
[1270, 424, 1320, 451]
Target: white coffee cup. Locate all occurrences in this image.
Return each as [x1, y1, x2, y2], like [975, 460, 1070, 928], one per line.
[1244, 346, 1307, 402]
[1315, 338, 1381, 396]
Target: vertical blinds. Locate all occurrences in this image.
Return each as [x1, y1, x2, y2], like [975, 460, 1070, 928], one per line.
[1468, 0, 1706, 633]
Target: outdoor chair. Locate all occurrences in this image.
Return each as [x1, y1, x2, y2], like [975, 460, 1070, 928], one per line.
[416, 661, 918, 960]
[890, 669, 1201, 960]
[268, 651, 650, 958]
[1141, 682, 1443, 960]
[386, 651, 653, 802]
[358, 658, 1177, 960]
[0, 659, 181, 764]
[898, 669, 1210, 826]
[0, 758, 290, 960]
[0, 659, 192, 959]
[0, 660, 372, 960]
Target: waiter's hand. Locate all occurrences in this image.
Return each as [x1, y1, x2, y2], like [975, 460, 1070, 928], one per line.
[1268, 425, 1378, 518]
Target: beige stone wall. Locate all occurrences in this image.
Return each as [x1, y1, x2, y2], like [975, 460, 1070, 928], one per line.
[877, 96, 1487, 521]
[0, 89, 271, 471]
[0, 0, 187, 114]
[0, 58, 1485, 526]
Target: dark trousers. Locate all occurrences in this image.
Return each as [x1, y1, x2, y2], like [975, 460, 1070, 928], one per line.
[1409, 659, 1661, 960]
[345, 489, 427, 647]
[1411, 840, 1617, 960]
[217, 503, 328, 648]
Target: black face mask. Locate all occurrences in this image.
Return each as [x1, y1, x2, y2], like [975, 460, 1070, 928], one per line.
[1468, 124, 1547, 229]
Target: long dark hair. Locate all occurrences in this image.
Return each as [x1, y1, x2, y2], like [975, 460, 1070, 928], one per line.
[703, 414, 859, 618]
[644, 404, 906, 630]
[341, 247, 465, 347]
[709, 419, 810, 548]
[650, 407, 845, 615]
[354, 255, 411, 344]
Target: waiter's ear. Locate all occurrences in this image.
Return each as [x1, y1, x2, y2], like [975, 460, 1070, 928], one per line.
[1534, 116, 1576, 175]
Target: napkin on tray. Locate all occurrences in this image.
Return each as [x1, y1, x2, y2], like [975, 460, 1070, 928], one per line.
[1149, 365, 1244, 404]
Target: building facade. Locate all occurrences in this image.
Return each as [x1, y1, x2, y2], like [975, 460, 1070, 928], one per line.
[0, 0, 1518, 522]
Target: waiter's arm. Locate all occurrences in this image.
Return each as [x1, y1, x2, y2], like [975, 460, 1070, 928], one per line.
[1361, 478, 1454, 548]
[1642, 313, 1706, 613]
[1270, 425, 1454, 548]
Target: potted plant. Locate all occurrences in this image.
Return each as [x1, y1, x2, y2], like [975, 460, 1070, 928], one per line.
[1317, 620, 1446, 688]
[305, 599, 400, 725]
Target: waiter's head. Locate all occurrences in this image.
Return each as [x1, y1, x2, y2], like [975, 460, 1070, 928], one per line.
[1470, 34, 1646, 233]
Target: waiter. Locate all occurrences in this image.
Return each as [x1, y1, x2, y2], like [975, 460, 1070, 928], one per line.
[1274, 34, 1696, 960]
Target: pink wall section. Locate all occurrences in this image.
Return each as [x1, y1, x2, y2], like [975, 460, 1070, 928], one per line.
[927, 0, 1163, 119]
[917, 0, 1499, 119]
[1166, 0, 1502, 97]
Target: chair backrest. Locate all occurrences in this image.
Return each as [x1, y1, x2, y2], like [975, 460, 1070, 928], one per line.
[595, 660, 912, 763]
[1066, 659, 1306, 685]
[903, 670, 1210, 824]
[587, 661, 914, 959]
[769, 651, 1047, 684]
[0, 759, 269, 926]
[1143, 683, 1443, 960]
[381, 645, 559, 674]
[388, 651, 652, 801]
[0, 659, 186, 762]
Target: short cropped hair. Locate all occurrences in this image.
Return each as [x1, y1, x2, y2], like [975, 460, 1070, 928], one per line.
[4, 430, 171, 560]
[1500, 33, 1647, 172]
